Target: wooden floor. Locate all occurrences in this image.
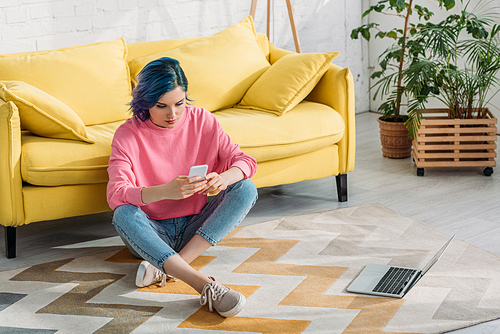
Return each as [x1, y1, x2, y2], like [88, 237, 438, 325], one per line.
[1, 111, 499, 333]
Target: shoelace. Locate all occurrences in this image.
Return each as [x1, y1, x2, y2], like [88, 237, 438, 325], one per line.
[153, 268, 176, 287]
[200, 280, 229, 312]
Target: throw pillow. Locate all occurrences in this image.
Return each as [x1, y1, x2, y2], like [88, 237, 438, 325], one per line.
[0, 38, 132, 125]
[0, 81, 94, 143]
[238, 52, 340, 116]
[128, 16, 270, 112]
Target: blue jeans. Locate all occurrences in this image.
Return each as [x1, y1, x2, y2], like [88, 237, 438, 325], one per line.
[112, 179, 258, 273]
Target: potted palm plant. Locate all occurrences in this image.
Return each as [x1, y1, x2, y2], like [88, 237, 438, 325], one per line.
[404, 1, 500, 176]
[351, 0, 456, 158]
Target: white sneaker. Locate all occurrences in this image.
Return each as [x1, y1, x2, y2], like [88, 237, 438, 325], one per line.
[135, 261, 175, 288]
[200, 277, 246, 317]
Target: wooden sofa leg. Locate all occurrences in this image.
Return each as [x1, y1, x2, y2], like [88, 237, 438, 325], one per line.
[336, 174, 348, 202]
[4, 226, 16, 259]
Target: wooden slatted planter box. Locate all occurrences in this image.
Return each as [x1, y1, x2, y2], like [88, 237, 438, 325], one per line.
[412, 108, 497, 176]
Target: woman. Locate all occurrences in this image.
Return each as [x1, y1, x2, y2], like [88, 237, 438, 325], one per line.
[107, 57, 258, 318]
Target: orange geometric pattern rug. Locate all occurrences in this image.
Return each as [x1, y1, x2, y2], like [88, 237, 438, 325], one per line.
[1, 203, 499, 333]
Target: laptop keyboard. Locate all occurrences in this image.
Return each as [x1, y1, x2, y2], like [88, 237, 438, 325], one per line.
[373, 267, 418, 295]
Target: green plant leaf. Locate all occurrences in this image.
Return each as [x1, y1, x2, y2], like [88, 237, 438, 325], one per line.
[420, 85, 431, 96]
[414, 4, 434, 21]
[361, 29, 371, 41]
[361, 8, 372, 18]
[405, 99, 425, 140]
[350, 28, 360, 40]
[375, 4, 386, 12]
[380, 59, 388, 70]
[387, 31, 398, 39]
[362, 3, 388, 18]
[393, 49, 404, 59]
[440, 0, 455, 11]
[378, 97, 400, 117]
[389, 0, 406, 12]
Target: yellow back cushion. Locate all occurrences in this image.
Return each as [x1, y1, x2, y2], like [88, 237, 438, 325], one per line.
[238, 52, 340, 116]
[126, 37, 200, 63]
[127, 32, 270, 64]
[128, 16, 270, 112]
[0, 38, 132, 125]
[0, 81, 93, 143]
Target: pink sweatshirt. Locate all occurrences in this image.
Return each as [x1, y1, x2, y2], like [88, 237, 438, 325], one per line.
[106, 106, 257, 220]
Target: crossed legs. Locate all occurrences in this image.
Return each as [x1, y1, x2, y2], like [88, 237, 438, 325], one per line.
[165, 235, 212, 293]
[113, 179, 258, 294]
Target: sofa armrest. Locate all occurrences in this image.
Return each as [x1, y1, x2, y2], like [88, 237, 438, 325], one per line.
[306, 64, 356, 174]
[0, 100, 24, 227]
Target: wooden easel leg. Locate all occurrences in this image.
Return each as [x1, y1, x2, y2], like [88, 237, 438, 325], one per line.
[285, 0, 301, 53]
[250, 0, 257, 18]
[267, 0, 271, 39]
[251, 0, 271, 39]
[250, 0, 302, 53]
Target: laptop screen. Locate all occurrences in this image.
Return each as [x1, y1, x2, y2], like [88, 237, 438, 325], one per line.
[421, 235, 455, 275]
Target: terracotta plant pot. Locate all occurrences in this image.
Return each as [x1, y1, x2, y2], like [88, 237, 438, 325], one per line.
[377, 117, 412, 159]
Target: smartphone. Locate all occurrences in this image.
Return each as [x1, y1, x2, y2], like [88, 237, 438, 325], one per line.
[188, 164, 208, 183]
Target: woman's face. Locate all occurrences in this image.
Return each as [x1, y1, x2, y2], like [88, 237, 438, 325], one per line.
[149, 86, 187, 129]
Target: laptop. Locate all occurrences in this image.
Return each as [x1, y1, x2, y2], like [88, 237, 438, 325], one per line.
[347, 235, 455, 298]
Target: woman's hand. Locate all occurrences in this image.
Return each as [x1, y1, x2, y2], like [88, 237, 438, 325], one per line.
[199, 172, 228, 196]
[164, 176, 209, 199]
[141, 175, 207, 204]
[140, 167, 245, 204]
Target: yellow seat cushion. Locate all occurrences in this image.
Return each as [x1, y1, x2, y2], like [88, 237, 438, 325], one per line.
[128, 16, 270, 112]
[0, 81, 93, 143]
[20, 120, 124, 186]
[214, 101, 345, 162]
[0, 38, 132, 126]
[238, 52, 340, 116]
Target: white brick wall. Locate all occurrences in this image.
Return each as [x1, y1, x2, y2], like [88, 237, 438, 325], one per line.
[0, 0, 369, 113]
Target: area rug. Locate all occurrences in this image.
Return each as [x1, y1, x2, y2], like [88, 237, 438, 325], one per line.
[1, 203, 499, 333]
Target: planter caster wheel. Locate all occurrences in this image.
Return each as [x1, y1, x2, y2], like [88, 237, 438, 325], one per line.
[417, 168, 424, 176]
[483, 167, 493, 176]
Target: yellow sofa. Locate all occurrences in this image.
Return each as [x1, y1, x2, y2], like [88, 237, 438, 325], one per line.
[0, 17, 355, 258]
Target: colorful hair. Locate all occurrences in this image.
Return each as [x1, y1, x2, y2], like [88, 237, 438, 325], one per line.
[130, 57, 189, 121]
